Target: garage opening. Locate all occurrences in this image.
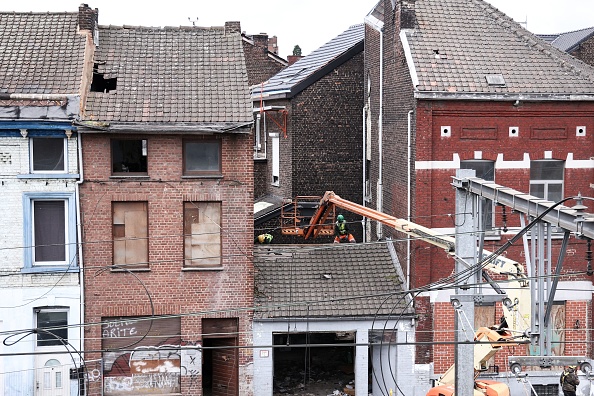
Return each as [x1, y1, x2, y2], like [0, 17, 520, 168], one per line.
[273, 332, 358, 395]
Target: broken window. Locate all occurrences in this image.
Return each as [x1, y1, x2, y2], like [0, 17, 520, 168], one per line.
[36, 308, 68, 347]
[112, 202, 148, 269]
[183, 140, 221, 176]
[111, 139, 148, 175]
[184, 202, 221, 268]
[31, 137, 66, 172]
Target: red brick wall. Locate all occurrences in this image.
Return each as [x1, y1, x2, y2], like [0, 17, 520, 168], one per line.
[80, 133, 254, 395]
[242, 37, 286, 86]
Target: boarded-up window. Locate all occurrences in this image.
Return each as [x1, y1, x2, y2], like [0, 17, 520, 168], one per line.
[101, 316, 181, 395]
[112, 202, 148, 268]
[184, 202, 221, 268]
[475, 304, 496, 370]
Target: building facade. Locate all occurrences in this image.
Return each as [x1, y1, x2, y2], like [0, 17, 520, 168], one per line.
[0, 8, 93, 395]
[365, 0, 594, 393]
[77, 19, 255, 396]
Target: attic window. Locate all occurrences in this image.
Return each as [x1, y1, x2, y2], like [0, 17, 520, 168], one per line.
[91, 63, 117, 93]
[486, 74, 506, 87]
[433, 49, 447, 59]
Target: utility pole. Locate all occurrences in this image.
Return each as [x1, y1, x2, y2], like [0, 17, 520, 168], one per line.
[453, 169, 478, 396]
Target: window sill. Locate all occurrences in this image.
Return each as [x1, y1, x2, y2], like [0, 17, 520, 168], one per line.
[181, 175, 223, 179]
[109, 175, 150, 179]
[21, 266, 79, 274]
[110, 267, 151, 272]
[182, 267, 224, 272]
[18, 174, 80, 179]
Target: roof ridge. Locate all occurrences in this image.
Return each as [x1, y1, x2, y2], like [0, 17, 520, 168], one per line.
[98, 24, 226, 32]
[472, 0, 594, 86]
[551, 26, 594, 36]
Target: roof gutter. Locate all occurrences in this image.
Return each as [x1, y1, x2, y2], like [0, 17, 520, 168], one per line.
[414, 91, 594, 101]
[0, 93, 78, 100]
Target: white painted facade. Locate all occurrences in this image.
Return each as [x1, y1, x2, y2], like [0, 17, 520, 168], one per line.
[253, 319, 417, 396]
[0, 131, 82, 396]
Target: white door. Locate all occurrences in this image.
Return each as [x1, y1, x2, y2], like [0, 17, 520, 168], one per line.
[35, 359, 69, 396]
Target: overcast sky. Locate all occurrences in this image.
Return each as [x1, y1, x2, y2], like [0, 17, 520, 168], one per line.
[6, 0, 594, 58]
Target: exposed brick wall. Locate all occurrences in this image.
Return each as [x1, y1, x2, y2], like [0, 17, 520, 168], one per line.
[367, 0, 594, 372]
[242, 37, 286, 87]
[569, 35, 594, 66]
[253, 49, 365, 239]
[80, 133, 254, 396]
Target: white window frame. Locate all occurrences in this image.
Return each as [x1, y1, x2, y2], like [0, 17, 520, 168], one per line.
[460, 160, 496, 233]
[529, 160, 564, 203]
[29, 137, 67, 174]
[271, 133, 279, 186]
[35, 307, 69, 348]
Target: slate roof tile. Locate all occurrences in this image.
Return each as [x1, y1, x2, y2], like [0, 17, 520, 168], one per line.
[254, 242, 412, 319]
[84, 25, 252, 123]
[252, 24, 364, 99]
[0, 12, 86, 94]
[405, 0, 594, 95]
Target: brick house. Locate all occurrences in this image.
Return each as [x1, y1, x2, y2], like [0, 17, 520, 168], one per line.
[252, 24, 364, 243]
[365, 0, 594, 392]
[252, 242, 415, 396]
[539, 26, 594, 66]
[242, 32, 287, 87]
[0, 9, 92, 395]
[77, 14, 254, 396]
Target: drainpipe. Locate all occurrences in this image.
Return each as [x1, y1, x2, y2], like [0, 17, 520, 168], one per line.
[362, 106, 367, 243]
[75, 132, 85, 365]
[376, 29, 384, 240]
[407, 109, 414, 290]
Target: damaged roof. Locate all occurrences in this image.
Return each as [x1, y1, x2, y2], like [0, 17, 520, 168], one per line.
[537, 26, 594, 53]
[254, 242, 412, 319]
[252, 24, 364, 100]
[401, 0, 594, 98]
[0, 12, 86, 94]
[83, 24, 252, 130]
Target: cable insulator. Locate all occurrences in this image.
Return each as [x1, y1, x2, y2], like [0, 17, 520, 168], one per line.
[586, 239, 593, 276]
[501, 206, 508, 233]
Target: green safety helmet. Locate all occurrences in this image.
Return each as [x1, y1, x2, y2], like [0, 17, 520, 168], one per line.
[337, 214, 345, 222]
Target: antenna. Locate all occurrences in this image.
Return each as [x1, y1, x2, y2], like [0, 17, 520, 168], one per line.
[188, 17, 198, 26]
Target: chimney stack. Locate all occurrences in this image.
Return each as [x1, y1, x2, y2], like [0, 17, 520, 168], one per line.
[398, 0, 416, 30]
[225, 21, 241, 35]
[78, 4, 98, 34]
[287, 55, 303, 66]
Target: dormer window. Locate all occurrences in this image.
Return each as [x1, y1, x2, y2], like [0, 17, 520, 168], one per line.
[30, 137, 66, 173]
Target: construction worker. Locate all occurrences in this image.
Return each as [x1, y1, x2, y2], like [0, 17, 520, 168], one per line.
[334, 214, 355, 243]
[255, 233, 273, 244]
[560, 365, 580, 396]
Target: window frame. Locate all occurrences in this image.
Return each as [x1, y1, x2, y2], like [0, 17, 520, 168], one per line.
[111, 138, 148, 176]
[112, 201, 149, 269]
[182, 139, 222, 177]
[22, 192, 77, 273]
[35, 307, 69, 348]
[271, 133, 280, 186]
[460, 160, 496, 233]
[183, 201, 222, 269]
[29, 137, 67, 174]
[529, 160, 565, 203]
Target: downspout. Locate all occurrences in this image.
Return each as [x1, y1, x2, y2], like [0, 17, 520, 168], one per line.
[407, 109, 414, 290]
[376, 28, 384, 240]
[75, 132, 85, 365]
[362, 106, 367, 243]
